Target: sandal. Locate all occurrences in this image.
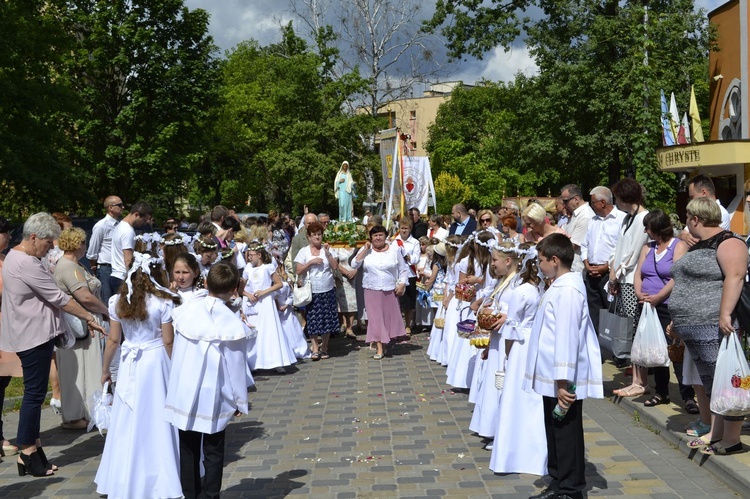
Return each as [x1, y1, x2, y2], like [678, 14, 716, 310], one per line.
[686, 435, 719, 449]
[320, 351, 330, 360]
[345, 330, 357, 339]
[686, 420, 711, 437]
[373, 354, 383, 360]
[685, 399, 700, 415]
[644, 394, 670, 407]
[613, 384, 647, 397]
[700, 442, 744, 456]
[311, 352, 321, 361]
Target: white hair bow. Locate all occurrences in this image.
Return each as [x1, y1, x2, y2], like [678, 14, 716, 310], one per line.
[125, 252, 176, 303]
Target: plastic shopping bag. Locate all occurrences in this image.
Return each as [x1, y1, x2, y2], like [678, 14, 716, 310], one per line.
[710, 333, 750, 417]
[87, 381, 113, 436]
[630, 303, 670, 367]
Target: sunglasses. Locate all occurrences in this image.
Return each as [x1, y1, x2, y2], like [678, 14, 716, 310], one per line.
[111, 203, 125, 208]
[480, 218, 493, 223]
[561, 197, 574, 204]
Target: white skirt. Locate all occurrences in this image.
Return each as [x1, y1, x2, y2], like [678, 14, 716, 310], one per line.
[246, 296, 297, 370]
[468, 349, 486, 405]
[426, 303, 445, 361]
[440, 297, 463, 367]
[279, 307, 311, 359]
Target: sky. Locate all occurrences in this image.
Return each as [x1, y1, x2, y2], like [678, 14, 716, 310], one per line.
[185, 0, 728, 87]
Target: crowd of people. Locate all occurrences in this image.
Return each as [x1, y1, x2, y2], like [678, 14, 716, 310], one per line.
[0, 172, 748, 498]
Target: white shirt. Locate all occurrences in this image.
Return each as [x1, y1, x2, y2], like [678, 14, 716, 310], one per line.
[581, 207, 625, 265]
[394, 235, 420, 278]
[564, 202, 595, 272]
[86, 214, 119, 264]
[294, 245, 335, 293]
[351, 244, 408, 291]
[111, 221, 135, 279]
[523, 272, 603, 400]
[427, 226, 448, 242]
[610, 210, 649, 284]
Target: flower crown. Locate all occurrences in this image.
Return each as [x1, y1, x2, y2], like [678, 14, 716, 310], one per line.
[164, 237, 184, 246]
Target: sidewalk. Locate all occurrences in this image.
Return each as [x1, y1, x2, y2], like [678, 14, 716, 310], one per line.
[0, 334, 745, 497]
[605, 358, 750, 494]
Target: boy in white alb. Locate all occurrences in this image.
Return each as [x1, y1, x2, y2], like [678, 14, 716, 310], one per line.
[524, 234, 603, 499]
[164, 261, 249, 498]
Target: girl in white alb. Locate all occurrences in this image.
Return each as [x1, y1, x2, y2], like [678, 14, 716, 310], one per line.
[242, 245, 296, 372]
[274, 265, 311, 359]
[437, 235, 463, 366]
[490, 244, 547, 475]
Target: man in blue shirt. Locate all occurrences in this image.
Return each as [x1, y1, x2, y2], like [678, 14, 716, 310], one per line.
[448, 204, 477, 235]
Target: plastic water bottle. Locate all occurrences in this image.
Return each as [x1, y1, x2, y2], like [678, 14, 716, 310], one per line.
[552, 383, 576, 421]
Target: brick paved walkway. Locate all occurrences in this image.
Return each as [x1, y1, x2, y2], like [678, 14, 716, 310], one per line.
[0, 333, 745, 498]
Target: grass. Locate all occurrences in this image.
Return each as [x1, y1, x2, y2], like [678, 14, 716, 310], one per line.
[2, 379, 53, 414]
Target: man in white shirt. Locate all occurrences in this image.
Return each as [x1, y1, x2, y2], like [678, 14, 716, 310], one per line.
[680, 174, 731, 246]
[562, 184, 595, 272]
[394, 219, 421, 335]
[110, 201, 153, 293]
[580, 186, 625, 335]
[87, 195, 124, 305]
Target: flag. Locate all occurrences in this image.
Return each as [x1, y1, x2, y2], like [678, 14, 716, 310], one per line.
[669, 92, 681, 142]
[402, 156, 436, 214]
[689, 85, 705, 142]
[681, 113, 691, 144]
[661, 90, 675, 146]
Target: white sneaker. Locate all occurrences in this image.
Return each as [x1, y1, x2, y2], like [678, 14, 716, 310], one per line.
[484, 441, 494, 451]
[50, 398, 62, 415]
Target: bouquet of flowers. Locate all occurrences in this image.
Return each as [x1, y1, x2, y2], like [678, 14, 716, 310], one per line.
[323, 222, 368, 247]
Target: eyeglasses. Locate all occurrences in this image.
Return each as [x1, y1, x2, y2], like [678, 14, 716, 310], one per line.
[480, 218, 493, 223]
[561, 197, 574, 204]
[111, 203, 125, 208]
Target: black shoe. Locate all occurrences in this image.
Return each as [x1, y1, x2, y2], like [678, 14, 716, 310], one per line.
[556, 495, 583, 499]
[613, 357, 627, 368]
[17, 452, 54, 477]
[529, 487, 557, 499]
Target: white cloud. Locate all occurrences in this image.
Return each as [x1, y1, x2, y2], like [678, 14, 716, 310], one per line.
[453, 45, 539, 85]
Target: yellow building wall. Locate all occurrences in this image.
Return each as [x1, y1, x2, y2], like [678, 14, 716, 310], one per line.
[708, 0, 742, 140]
[380, 95, 448, 157]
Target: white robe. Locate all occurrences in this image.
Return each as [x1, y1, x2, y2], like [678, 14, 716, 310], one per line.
[275, 282, 311, 359]
[489, 282, 547, 475]
[165, 294, 249, 434]
[523, 272, 604, 400]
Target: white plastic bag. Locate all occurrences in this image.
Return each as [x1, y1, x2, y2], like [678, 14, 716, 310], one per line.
[710, 333, 750, 417]
[88, 381, 113, 435]
[630, 303, 670, 367]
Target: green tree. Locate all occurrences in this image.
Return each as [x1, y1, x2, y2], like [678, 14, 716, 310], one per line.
[426, 0, 713, 207]
[434, 171, 472, 215]
[200, 24, 380, 216]
[61, 0, 220, 215]
[0, 0, 82, 217]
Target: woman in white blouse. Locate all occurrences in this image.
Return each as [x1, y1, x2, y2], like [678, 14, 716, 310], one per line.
[608, 178, 649, 375]
[351, 225, 408, 359]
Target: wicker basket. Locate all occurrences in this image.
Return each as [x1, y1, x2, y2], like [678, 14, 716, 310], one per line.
[434, 310, 446, 329]
[456, 307, 476, 339]
[477, 312, 502, 330]
[469, 328, 491, 347]
[454, 282, 477, 302]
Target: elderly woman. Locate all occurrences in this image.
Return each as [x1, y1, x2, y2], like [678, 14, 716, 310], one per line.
[670, 197, 748, 456]
[0, 216, 23, 458]
[619, 211, 696, 413]
[53, 228, 109, 430]
[521, 202, 557, 242]
[0, 213, 104, 476]
[499, 213, 525, 243]
[351, 225, 408, 359]
[294, 222, 340, 360]
[427, 214, 448, 242]
[334, 161, 355, 222]
[608, 178, 649, 372]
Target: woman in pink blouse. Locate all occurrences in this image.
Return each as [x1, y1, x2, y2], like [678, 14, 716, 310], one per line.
[0, 213, 105, 477]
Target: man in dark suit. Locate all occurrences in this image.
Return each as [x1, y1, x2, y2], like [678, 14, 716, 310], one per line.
[448, 204, 477, 235]
[409, 207, 428, 239]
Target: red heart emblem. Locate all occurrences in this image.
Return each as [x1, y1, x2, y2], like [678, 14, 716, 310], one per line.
[405, 177, 415, 193]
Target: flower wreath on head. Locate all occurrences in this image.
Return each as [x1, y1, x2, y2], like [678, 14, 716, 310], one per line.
[198, 238, 218, 250]
[164, 237, 184, 247]
[124, 252, 176, 303]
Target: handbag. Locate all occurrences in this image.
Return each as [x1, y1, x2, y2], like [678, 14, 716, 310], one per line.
[630, 303, 670, 367]
[62, 312, 90, 340]
[710, 333, 750, 417]
[668, 339, 685, 363]
[598, 296, 634, 359]
[292, 278, 312, 307]
[87, 381, 113, 436]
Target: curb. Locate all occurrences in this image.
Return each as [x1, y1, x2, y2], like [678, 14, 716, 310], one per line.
[612, 393, 750, 494]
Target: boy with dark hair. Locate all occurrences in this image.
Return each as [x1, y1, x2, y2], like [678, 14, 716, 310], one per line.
[165, 261, 250, 499]
[524, 233, 603, 499]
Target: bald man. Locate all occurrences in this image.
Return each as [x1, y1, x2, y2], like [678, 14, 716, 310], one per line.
[87, 195, 124, 305]
[448, 204, 477, 235]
